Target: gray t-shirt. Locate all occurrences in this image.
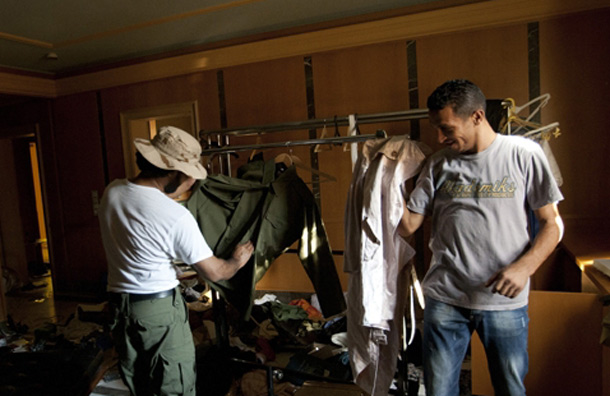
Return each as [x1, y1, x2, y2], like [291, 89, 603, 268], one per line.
[407, 134, 563, 310]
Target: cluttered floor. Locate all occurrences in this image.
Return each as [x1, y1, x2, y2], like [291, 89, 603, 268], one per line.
[1, 271, 125, 396]
[1, 273, 474, 396]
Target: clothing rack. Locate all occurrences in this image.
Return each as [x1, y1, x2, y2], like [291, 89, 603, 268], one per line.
[199, 108, 429, 396]
[200, 108, 428, 139]
[199, 109, 428, 163]
[200, 130, 389, 155]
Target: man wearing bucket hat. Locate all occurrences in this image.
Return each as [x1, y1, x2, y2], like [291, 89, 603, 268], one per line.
[99, 125, 254, 395]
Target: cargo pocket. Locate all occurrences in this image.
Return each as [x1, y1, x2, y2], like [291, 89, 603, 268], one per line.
[154, 341, 197, 395]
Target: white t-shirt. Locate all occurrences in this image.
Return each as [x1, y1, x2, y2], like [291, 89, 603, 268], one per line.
[407, 134, 563, 310]
[99, 179, 213, 294]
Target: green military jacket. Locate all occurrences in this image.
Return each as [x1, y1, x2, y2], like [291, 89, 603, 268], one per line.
[186, 158, 346, 319]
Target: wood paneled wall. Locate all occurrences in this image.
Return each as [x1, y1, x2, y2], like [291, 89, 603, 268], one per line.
[417, 24, 530, 151]
[540, 10, 610, 224]
[100, 72, 220, 182]
[50, 92, 107, 296]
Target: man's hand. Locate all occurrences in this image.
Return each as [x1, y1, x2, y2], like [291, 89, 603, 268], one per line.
[485, 262, 531, 299]
[230, 241, 254, 269]
[485, 202, 563, 299]
[193, 241, 254, 282]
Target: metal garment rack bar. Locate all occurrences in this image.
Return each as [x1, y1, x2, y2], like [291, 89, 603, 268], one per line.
[200, 130, 388, 155]
[200, 108, 429, 138]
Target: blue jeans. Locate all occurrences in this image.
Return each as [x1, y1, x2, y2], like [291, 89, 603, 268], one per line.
[423, 297, 529, 396]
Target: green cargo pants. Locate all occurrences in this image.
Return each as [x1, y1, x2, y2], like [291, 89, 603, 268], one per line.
[109, 288, 196, 396]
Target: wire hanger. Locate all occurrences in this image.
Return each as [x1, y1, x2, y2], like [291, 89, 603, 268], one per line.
[275, 152, 337, 183]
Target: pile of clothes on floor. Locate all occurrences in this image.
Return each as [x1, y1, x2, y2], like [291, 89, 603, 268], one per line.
[0, 305, 113, 396]
[1, 281, 355, 396]
[182, 283, 353, 396]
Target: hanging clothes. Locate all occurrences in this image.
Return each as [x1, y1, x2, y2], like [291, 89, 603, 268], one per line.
[186, 158, 346, 319]
[344, 135, 428, 396]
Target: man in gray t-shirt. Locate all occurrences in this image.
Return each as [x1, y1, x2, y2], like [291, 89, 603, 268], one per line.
[398, 80, 563, 396]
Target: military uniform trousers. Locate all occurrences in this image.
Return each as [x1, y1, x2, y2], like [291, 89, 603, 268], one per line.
[109, 288, 196, 396]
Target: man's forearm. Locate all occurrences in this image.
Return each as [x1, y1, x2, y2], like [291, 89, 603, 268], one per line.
[486, 204, 563, 298]
[193, 241, 254, 282]
[398, 200, 424, 238]
[193, 257, 242, 282]
[516, 206, 564, 276]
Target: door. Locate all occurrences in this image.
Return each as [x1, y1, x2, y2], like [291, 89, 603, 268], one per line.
[0, 126, 50, 294]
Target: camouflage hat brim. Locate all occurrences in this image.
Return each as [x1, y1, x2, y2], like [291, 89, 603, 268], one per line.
[134, 135, 207, 180]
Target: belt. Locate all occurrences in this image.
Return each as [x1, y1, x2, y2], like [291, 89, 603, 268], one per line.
[109, 288, 174, 303]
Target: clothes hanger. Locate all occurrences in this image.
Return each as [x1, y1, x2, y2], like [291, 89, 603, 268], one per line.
[501, 113, 560, 140]
[333, 115, 342, 145]
[502, 95, 552, 135]
[512, 93, 551, 122]
[521, 122, 560, 140]
[344, 113, 360, 152]
[313, 120, 332, 153]
[274, 151, 337, 183]
[249, 134, 263, 161]
[501, 114, 540, 135]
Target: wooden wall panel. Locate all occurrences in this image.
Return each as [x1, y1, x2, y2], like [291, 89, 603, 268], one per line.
[222, 57, 307, 127]
[100, 72, 220, 181]
[52, 92, 107, 297]
[219, 56, 310, 174]
[417, 24, 530, 152]
[540, 9, 610, 225]
[312, 42, 412, 255]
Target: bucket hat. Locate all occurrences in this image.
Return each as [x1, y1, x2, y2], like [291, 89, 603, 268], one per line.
[134, 126, 207, 179]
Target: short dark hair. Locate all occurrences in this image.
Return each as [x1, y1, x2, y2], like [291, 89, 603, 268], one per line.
[427, 79, 486, 118]
[135, 152, 173, 178]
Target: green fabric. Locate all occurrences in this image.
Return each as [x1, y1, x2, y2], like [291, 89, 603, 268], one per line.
[109, 290, 196, 396]
[186, 158, 346, 319]
[269, 300, 310, 321]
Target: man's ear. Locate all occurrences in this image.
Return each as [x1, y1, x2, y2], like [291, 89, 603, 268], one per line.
[167, 170, 181, 180]
[472, 109, 485, 125]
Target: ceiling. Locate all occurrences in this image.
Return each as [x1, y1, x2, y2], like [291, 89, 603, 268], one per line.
[0, 0, 454, 77]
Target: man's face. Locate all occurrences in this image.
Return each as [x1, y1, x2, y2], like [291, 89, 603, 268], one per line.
[429, 106, 477, 154]
[165, 172, 196, 199]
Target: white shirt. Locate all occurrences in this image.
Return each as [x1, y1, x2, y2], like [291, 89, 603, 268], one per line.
[99, 179, 213, 294]
[344, 136, 428, 396]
